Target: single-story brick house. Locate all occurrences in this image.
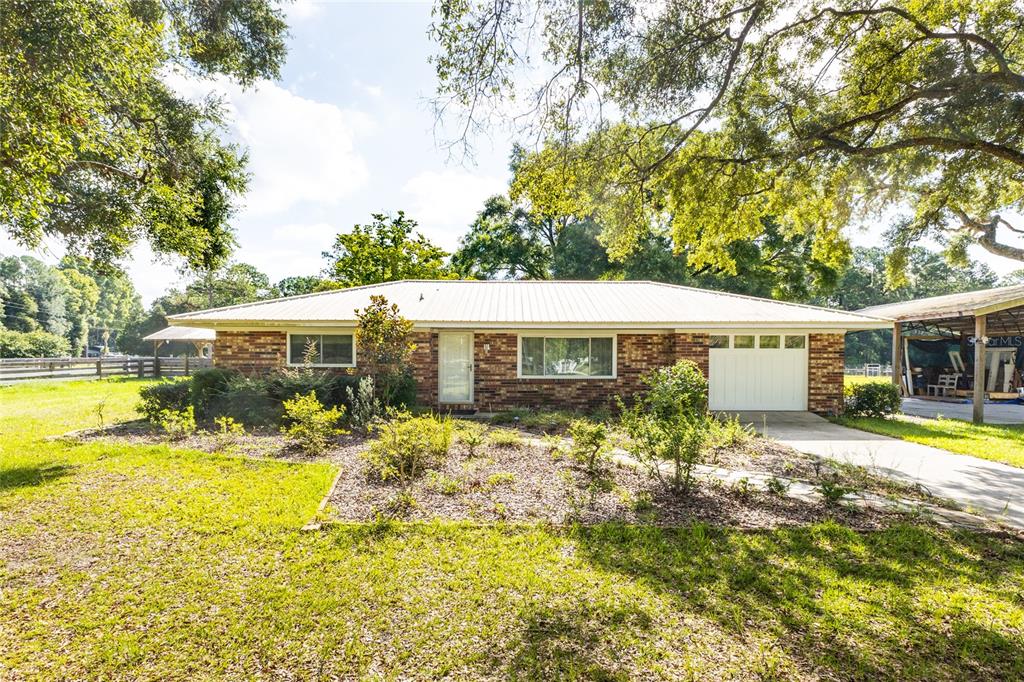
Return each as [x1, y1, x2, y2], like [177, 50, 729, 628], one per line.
[169, 280, 891, 414]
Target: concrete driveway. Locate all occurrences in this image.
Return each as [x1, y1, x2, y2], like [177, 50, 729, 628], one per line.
[735, 411, 1024, 529]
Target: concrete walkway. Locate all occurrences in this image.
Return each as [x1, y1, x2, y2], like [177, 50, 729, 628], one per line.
[736, 411, 1024, 529]
[901, 397, 1024, 425]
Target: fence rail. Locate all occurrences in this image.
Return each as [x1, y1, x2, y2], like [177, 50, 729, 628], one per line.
[0, 356, 212, 382]
[844, 363, 893, 377]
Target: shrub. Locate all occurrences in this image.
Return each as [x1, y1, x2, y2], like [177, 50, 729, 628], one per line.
[844, 381, 902, 418]
[456, 421, 487, 457]
[640, 360, 708, 420]
[620, 409, 708, 495]
[159, 406, 196, 439]
[138, 380, 190, 423]
[346, 375, 382, 429]
[188, 367, 240, 417]
[426, 471, 465, 495]
[487, 429, 522, 448]
[362, 413, 453, 484]
[706, 414, 755, 448]
[485, 472, 516, 488]
[618, 359, 712, 496]
[565, 419, 611, 475]
[818, 473, 854, 505]
[211, 411, 243, 444]
[217, 374, 280, 425]
[766, 476, 790, 497]
[0, 329, 71, 358]
[281, 391, 348, 455]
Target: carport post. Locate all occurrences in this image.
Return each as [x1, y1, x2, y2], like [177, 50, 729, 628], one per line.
[973, 314, 987, 424]
[892, 322, 903, 394]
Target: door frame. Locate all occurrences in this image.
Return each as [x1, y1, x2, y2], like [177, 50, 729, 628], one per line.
[438, 331, 474, 404]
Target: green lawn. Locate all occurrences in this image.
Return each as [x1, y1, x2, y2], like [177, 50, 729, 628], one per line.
[845, 374, 891, 387]
[3, 380, 1024, 678]
[839, 414, 1024, 469]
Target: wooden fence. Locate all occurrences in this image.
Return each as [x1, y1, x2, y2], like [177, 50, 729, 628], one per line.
[0, 356, 212, 382]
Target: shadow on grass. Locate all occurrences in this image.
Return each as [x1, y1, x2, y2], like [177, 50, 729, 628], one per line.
[0, 463, 76, 491]
[571, 522, 1024, 679]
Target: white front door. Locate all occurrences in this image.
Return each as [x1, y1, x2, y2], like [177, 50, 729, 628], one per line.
[709, 334, 808, 411]
[439, 332, 474, 403]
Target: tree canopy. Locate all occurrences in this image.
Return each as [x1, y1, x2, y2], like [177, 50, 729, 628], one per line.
[322, 212, 456, 287]
[431, 0, 1024, 279]
[0, 0, 285, 266]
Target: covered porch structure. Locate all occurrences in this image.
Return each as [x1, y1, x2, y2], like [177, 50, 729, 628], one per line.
[142, 326, 216, 375]
[861, 285, 1024, 424]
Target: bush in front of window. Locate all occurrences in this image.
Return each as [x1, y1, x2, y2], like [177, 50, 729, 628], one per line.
[639, 359, 709, 420]
[843, 382, 902, 419]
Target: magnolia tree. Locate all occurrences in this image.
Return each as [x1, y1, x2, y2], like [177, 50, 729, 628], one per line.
[355, 295, 417, 406]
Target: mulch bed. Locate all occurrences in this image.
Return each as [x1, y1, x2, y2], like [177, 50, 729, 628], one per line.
[73, 421, 932, 530]
[327, 429, 919, 530]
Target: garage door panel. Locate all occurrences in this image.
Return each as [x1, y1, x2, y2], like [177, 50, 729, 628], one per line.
[709, 348, 807, 411]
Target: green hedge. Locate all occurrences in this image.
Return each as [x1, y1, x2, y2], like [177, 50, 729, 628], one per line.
[0, 329, 71, 358]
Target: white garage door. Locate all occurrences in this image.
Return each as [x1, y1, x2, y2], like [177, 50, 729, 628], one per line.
[709, 334, 808, 411]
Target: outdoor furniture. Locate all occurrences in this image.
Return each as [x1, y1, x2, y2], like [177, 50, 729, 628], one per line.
[927, 373, 960, 397]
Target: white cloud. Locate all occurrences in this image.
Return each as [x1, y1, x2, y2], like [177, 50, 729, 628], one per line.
[166, 72, 371, 217]
[353, 79, 384, 98]
[284, 0, 322, 22]
[401, 170, 508, 249]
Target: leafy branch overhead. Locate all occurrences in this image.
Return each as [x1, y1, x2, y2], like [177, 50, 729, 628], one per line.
[431, 0, 1024, 280]
[0, 0, 288, 266]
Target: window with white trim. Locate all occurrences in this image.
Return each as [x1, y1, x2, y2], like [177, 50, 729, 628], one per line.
[287, 333, 354, 366]
[520, 336, 615, 378]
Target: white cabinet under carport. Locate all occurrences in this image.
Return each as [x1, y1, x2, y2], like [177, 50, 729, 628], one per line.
[708, 333, 808, 411]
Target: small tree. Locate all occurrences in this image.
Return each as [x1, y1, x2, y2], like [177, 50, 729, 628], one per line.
[355, 295, 416, 406]
[619, 360, 710, 496]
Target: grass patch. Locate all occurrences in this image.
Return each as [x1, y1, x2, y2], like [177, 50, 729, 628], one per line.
[839, 415, 1024, 468]
[845, 374, 891, 387]
[2, 379, 1024, 678]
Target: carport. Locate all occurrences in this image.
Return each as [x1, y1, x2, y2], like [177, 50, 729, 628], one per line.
[861, 285, 1024, 423]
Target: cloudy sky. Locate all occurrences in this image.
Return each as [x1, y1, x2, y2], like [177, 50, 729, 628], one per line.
[3, 0, 1022, 304]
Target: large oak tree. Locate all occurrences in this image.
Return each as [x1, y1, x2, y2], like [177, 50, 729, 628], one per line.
[1, 0, 287, 265]
[431, 0, 1024, 283]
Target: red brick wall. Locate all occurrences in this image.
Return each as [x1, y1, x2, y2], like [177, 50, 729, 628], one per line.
[211, 328, 846, 414]
[214, 330, 287, 372]
[468, 332, 708, 412]
[808, 333, 845, 415]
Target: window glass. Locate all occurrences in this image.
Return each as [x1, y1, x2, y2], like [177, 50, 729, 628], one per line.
[521, 337, 544, 376]
[734, 335, 755, 349]
[785, 335, 806, 349]
[590, 337, 614, 376]
[521, 337, 614, 377]
[289, 334, 353, 365]
[759, 335, 780, 349]
[709, 335, 729, 349]
[321, 335, 353, 364]
[546, 337, 590, 376]
[290, 334, 320, 364]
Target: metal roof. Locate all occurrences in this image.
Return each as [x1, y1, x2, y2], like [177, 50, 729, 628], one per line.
[859, 284, 1024, 322]
[142, 326, 217, 342]
[168, 280, 891, 330]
